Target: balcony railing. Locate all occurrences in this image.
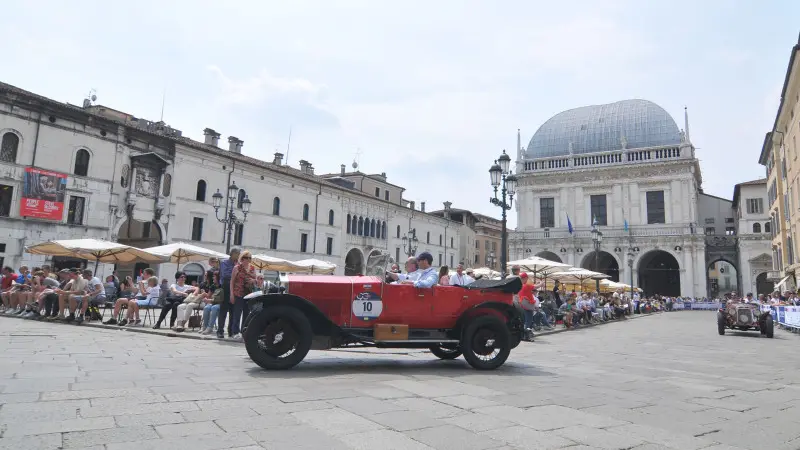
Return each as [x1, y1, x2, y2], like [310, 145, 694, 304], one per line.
[520, 145, 686, 173]
[510, 224, 699, 241]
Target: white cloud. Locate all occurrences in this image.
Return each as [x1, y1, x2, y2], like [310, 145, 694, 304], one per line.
[207, 65, 327, 107]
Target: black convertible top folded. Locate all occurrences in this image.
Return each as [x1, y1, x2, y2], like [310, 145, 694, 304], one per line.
[464, 276, 522, 294]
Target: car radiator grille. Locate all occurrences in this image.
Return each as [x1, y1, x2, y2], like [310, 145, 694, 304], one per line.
[738, 310, 754, 324]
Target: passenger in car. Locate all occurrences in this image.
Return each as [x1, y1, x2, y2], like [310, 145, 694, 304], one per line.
[387, 257, 419, 283]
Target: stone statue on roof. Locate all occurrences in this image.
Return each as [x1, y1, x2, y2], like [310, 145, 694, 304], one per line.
[620, 135, 628, 149]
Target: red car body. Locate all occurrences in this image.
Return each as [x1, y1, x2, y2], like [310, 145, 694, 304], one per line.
[243, 274, 525, 370]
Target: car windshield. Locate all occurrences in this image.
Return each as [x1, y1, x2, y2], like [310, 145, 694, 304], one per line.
[365, 252, 391, 276]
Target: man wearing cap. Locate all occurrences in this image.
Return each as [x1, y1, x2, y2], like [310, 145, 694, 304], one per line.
[401, 252, 438, 288]
[450, 264, 474, 286]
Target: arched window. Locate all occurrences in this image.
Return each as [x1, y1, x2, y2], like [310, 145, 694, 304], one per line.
[358, 217, 364, 235]
[272, 197, 281, 215]
[74, 149, 90, 176]
[346, 214, 351, 233]
[302, 204, 310, 221]
[120, 164, 130, 188]
[426, 231, 430, 244]
[195, 180, 206, 201]
[237, 189, 247, 209]
[162, 174, 172, 197]
[765, 221, 772, 233]
[370, 219, 376, 237]
[352, 215, 358, 234]
[0, 132, 19, 163]
[328, 209, 335, 226]
[753, 222, 761, 233]
[396, 225, 401, 238]
[381, 222, 387, 239]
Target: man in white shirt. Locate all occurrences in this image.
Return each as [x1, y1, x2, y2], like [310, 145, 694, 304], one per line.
[388, 253, 438, 288]
[69, 270, 106, 324]
[387, 257, 420, 283]
[450, 264, 474, 286]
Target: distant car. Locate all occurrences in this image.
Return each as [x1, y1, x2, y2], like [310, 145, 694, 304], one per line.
[717, 301, 773, 338]
[241, 257, 524, 371]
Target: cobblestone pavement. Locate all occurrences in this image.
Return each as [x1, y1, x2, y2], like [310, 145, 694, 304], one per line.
[0, 312, 798, 450]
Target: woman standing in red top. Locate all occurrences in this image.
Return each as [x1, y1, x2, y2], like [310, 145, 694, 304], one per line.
[229, 251, 256, 340]
[518, 273, 536, 340]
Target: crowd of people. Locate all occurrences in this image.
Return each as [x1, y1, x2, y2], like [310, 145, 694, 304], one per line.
[0, 248, 283, 341]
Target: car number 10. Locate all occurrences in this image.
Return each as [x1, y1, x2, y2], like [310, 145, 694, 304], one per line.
[352, 293, 383, 320]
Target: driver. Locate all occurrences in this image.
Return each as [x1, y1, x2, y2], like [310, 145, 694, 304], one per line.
[387, 257, 419, 284]
[388, 253, 438, 288]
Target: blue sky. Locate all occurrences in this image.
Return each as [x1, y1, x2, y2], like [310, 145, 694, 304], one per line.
[2, 0, 798, 228]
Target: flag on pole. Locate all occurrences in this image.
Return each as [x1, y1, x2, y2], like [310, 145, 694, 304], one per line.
[567, 214, 573, 234]
[624, 219, 629, 232]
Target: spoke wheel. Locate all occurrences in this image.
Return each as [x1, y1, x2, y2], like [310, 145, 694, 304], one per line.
[461, 315, 511, 370]
[717, 312, 725, 336]
[430, 345, 462, 360]
[244, 305, 312, 370]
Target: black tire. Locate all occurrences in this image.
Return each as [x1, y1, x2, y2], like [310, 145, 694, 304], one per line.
[244, 305, 312, 370]
[461, 315, 511, 370]
[430, 345, 462, 360]
[717, 312, 725, 336]
[765, 315, 774, 338]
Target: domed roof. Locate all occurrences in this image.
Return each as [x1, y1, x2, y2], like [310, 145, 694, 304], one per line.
[526, 99, 682, 158]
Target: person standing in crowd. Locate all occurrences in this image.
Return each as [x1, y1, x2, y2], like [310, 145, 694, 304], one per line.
[518, 272, 535, 340]
[217, 248, 241, 339]
[450, 264, 474, 286]
[229, 250, 256, 341]
[438, 266, 450, 286]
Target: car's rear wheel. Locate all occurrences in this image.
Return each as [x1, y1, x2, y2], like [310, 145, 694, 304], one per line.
[461, 316, 511, 370]
[765, 315, 774, 338]
[430, 345, 462, 360]
[244, 305, 312, 370]
[717, 312, 725, 336]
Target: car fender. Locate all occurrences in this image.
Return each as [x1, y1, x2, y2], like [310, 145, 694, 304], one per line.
[246, 293, 338, 336]
[453, 301, 525, 347]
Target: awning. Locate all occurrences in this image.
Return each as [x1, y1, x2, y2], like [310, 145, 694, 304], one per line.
[775, 275, 791, 291]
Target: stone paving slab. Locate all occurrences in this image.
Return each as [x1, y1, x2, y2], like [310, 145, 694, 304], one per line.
[0, 312, 799, 449]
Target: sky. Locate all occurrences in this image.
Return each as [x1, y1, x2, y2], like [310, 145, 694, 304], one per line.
[2, 0, 799, 229]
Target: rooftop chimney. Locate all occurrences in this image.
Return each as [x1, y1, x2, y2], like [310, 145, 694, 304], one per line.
[273, 152, 284, 165]
[308, 165, 315, 175]
[299, 159, 310, 174]
[381, 172, 386, 177]
[204, 128, 221, 147]
[409, 201, 415, 210]
[227, 136, 243, 153]
[341, 164, 346, 175]
[421, 202, 426, 212]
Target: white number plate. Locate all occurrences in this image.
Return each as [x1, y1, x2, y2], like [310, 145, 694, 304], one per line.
[352, 292, 383, 320]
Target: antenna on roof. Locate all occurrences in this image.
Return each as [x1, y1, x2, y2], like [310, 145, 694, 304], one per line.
[159, 88, 166, 122]
[82, 89, 97, 108]
[285, 126, 293, 166]
[352, 148, 362, 170]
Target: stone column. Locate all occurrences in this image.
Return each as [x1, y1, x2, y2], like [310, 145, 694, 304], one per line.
[683, 247, 695, 297]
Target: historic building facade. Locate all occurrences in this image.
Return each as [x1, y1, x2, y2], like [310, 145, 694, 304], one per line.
[732, 179, 773, 296]
[760, 34, 800, 291]
[0, 82, 462, 278]
[509, 99, 708, 297]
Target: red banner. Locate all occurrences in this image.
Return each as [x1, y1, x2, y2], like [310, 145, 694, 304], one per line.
[20, 167, 67, 220]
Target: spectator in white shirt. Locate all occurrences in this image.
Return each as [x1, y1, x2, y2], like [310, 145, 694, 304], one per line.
[449, 264, 474, 286]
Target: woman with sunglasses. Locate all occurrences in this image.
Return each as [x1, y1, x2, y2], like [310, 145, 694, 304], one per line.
[229, 250, 256, 340]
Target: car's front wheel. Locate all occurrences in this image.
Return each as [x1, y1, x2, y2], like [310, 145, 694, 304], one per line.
[717, 312, 726, 336]
[430, 345, 462, 360]
[461, 316, 511, 370]
[244, 305, 312, 370]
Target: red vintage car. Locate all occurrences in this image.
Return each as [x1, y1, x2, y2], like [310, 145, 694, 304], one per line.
[242, 272, 524, 371]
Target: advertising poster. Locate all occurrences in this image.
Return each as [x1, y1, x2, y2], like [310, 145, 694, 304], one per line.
[20, 167, 67, 220]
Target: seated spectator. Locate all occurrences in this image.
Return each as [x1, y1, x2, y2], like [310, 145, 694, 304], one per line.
[55, 269, 88, 321]
[68, 270, 106, 324]
[154, 272, 197, 329]
[201, 271, 222, 335]
[174, 289, 206, 332]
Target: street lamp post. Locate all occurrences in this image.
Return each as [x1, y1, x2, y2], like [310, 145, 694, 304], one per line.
[489, 150, 517, 278]
[627, 250, 635, 301]
[591, 223, 603, 293]
[402, 228, 419, 257]
[211, 182, 251, 253]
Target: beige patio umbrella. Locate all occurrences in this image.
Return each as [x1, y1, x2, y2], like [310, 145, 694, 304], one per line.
[26, 238, 165, 272]
[551, 268, 610, 294]
[508, 256, 572, 290]
[292, 258, 336, 275]
[251, 254, 302, 272]
[143, 242, 228, 269]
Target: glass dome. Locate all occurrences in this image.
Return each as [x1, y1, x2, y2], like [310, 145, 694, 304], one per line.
[526, 99, 681, 158]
